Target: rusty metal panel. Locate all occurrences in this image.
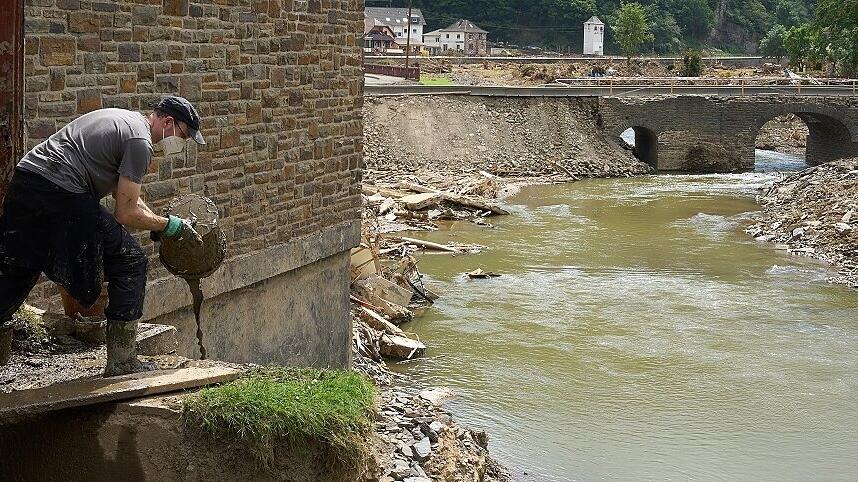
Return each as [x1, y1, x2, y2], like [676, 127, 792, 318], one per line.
[0, 0, 24, 209]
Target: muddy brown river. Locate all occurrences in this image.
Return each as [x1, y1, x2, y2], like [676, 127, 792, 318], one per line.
[400, 152, 858, 480]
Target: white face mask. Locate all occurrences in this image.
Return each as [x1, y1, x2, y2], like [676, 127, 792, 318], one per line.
[159, 125, 187, 155]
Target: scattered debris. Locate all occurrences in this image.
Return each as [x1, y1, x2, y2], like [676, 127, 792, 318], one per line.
[466, 269, 501, 279]
[748, 158, 858, 288]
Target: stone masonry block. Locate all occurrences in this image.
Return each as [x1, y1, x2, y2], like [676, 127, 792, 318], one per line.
[76, 88, 103, 113]
[39, 37, 77, 66]
[163, 0, 189, 17]
[68, 11, 100, 33]
[132, 5, 160, 26]
[117, 43, 141, 62]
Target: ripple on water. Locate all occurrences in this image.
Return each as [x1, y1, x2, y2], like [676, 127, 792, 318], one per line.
[403, 152, 858, 480]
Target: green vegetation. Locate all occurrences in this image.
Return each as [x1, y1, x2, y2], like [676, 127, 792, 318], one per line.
[384, 0, 818, 54]
[613, 2, 654, 61]
[759, 24, 788, 61]
[760, 0, 857, 76]
[420, 74, 454, 86]
[680, 49, 704, 76]
[182, 367, 377, 466]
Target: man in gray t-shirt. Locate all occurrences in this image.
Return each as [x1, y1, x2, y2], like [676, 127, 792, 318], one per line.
[18, 108, 155, 199]
[0, 96, 206, 376]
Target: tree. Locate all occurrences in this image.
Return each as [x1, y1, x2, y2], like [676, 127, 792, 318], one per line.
[680, 49, 703, 76]
[813, 0, 858, 76]
[613, 1, 654, 61]
[774, 0, 810, 28]
[645, 4, 682, 54]
[783, 24, 817, 70]
[673, 0, 714, 41]
[759, 24, 788, 61]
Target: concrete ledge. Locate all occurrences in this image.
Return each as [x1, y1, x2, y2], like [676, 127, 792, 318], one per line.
[141, 220, 361, 322]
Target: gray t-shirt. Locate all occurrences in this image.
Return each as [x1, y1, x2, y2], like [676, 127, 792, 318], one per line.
[18, 108, 153, 199]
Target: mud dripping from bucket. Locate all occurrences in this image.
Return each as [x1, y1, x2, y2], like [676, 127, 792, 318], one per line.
[185, 277, 207, 360]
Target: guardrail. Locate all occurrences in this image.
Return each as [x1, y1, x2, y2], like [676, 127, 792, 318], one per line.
[364, 84, 858, 97]
[364, 64, 420, 81]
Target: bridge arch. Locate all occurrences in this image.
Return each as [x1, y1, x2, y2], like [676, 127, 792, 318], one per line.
[754, 105, 858, 166]
[618, 125, 659, 169]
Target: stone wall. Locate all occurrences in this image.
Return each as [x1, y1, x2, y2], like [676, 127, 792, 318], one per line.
[21, 0, 364, 367]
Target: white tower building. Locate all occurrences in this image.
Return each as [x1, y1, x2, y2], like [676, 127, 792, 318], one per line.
[583, 16, 604, 56]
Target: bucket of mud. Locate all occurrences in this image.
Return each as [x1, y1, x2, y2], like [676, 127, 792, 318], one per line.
[158, 194, 226, 360]
[159, 194, 227, 279]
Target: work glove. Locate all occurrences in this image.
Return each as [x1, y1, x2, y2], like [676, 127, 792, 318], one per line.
[150, 215, 203, 246]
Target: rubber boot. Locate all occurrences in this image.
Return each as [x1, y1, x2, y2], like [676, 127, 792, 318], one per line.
[104, 319, 155, 377]
[0, 324, 12, 366]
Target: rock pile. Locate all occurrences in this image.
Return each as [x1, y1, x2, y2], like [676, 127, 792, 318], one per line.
[363, 95, 652, 186]
[748, 158, 858, 287]
[353, 349, 512, 482]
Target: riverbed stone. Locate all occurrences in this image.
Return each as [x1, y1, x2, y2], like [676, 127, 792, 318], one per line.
[389, 459, 410, 478]
[835, 223, 852, 235]
[412, 437, 431, 462]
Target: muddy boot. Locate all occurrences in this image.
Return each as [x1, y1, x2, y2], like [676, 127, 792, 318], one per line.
[104, 319, 155, 377]
[0, 324, 12, 366]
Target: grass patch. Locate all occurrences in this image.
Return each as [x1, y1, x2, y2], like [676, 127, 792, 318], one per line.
[12, 305, 48, 349]
[182, 367, 376, 467]
[420, 74, 454, 86]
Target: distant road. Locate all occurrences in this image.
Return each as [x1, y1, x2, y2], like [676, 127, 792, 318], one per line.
[365, 55, 769, 67]
[364, 84, 858, 97]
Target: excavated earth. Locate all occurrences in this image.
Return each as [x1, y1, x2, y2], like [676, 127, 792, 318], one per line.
[363, 95, 652, 185]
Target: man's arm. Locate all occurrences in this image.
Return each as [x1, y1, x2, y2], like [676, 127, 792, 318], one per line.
[114, 176, 169, 232]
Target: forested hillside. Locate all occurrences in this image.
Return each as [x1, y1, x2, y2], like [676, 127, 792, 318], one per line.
[381, 0, 817, 54]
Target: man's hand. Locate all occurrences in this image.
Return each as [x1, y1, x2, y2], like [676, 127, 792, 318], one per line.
[153, 215, 203, 246]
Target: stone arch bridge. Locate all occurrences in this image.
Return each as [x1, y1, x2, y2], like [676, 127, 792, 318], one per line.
[599, 95, 858, 171]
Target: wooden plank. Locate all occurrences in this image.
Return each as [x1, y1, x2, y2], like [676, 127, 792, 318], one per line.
[0, 366, 241, 420]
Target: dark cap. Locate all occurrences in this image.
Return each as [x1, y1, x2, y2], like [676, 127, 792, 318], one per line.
[149, 96, 205, 145]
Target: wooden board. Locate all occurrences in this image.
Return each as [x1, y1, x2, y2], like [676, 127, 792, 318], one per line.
[0, 366, 241, 420]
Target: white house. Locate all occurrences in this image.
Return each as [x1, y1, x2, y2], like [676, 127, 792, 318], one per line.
[365, 7, 425, 50]
[423, 20, 489, 56]
[583, 16, 604, 56]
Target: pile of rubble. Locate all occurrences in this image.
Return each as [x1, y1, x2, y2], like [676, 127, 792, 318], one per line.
[754, 113, 808, 156]
[361, 386, 512, 482]
[350, 174, 504, 363]
[363, 173, 510, 234]
[350, 171, 514, 481]
[748, 158, 858, 287]
[363, 95, 653, 186]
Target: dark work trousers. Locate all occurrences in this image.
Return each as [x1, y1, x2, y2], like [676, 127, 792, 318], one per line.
[0, 170, 148, 322]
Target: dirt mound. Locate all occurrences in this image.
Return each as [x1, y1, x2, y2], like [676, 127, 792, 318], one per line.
[363, 95, 651, 185]
[748, 158, 858, 287]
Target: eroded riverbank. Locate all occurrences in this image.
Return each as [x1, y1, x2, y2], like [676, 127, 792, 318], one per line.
[393, 155, 858, 480]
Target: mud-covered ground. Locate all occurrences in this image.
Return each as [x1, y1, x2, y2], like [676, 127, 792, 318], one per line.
[748, 158, 858, 288]
[416, 59, 781, 87]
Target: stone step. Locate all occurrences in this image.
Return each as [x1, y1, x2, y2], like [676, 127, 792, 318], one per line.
[40, 313, 177, 356]
[137, 323, 178, 356]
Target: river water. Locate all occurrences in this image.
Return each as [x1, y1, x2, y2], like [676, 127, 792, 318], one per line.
[400, 151, 858, 480]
